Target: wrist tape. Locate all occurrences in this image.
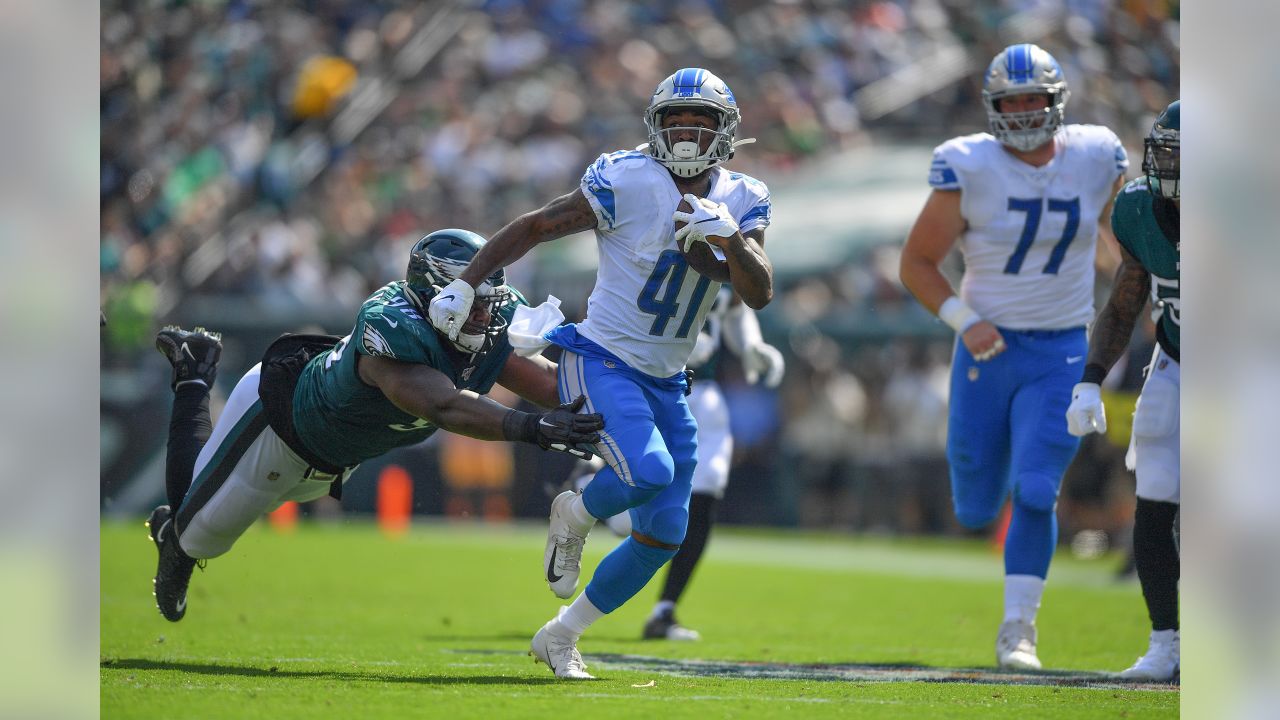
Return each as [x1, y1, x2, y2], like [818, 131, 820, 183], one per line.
[938, 296, 982, 334]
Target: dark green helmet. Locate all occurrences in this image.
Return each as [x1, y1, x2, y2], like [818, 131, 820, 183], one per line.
[1143, 100, 1179, 200]
[406, 229, 512, 356]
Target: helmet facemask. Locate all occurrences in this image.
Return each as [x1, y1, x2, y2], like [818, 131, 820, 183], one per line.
[985, 90, 1069, 152]
[646, 103, 740, 178]
[1143, 109, 1179, 200]
[443, 288, 511, 356]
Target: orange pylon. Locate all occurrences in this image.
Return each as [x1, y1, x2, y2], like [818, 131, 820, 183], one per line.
[377, 465, 413, 537]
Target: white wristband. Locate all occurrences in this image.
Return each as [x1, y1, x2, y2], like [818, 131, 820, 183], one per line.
[938, 296, 981, 334]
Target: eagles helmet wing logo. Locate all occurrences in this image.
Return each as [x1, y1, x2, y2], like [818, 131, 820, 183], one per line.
[362, 324, 396, 358]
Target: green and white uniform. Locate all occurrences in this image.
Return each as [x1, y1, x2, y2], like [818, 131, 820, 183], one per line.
[175, 282, 524, 560]
[1111, 177, 1180, 503]
[1112, 177, 1180, 360]
[294, 282, 522, 468]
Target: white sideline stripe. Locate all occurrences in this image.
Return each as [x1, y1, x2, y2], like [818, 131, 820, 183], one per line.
[397, 524, 1134, 591]
[160, 684, 843, 704]
[563, 693, 836, 704]
[707, 535, 1128, 590]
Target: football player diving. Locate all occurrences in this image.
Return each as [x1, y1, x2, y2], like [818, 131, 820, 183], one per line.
[147, 229, 605, 623]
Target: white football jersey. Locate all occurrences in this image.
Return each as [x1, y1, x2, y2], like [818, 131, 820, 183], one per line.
[577, 150, 771, 378]
[929, 125, 1128, 329]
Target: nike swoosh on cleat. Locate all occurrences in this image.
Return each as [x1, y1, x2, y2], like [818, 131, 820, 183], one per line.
[176, 596, 186, 613]
[546, 548, 563, 583]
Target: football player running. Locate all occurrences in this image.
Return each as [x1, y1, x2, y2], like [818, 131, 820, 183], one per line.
[900, 43, 1128, 670]
[570, 288, 784, 641]
[1066, 101, 1180, 682]
[146, 229, 604, 623]
[428, 68, 773, 679]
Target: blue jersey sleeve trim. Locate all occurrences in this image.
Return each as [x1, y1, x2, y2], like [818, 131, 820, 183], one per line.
[580, 157, 616, 229]
[1113, 141, 1129, 172]
[739, 202, 771, 232]
[929, 165, 959, 188]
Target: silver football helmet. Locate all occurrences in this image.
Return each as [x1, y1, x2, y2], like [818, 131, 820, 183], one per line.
[982, 43, 1070, 152]
[644, 68, 747, 178]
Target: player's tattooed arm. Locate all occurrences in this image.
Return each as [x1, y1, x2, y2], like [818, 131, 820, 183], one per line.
[460, 190, 598, 286]
[724, 228, 773, 309]
[1086, 244, 1150, 374]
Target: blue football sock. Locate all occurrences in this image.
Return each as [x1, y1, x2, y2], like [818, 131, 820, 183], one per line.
[1004, 502, 1057, 578]
[583, 537, 677, 613]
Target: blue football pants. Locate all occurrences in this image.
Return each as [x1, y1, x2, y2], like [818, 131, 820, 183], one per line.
[557, 350, 698, 612]
[946, 327, 1086, 579]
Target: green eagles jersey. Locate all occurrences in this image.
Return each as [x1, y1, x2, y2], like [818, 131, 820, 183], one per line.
[292, 282, 526, 468]
[1111, 177, 1180, 359]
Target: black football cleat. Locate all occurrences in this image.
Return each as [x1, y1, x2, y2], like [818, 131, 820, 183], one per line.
[146, 505, 198, 622]
[155, 326, 223, 390]
[642, 610, 701, 641]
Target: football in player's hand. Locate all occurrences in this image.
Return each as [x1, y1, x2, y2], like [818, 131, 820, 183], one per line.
[675, 197, 731, 281]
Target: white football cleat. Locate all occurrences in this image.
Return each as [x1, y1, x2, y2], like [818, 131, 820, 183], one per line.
[544, 491, 589, 598]
[1119, 630, 1179, 681]
[996, 619, 1042, 671]
[530, 618, 595, 679]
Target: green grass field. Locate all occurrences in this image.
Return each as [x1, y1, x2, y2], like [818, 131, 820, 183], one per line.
[101, 519, 1178, 718]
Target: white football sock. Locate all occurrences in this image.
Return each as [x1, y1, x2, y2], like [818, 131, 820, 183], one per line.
[1003, 574, 1045, 624]
[552, 594, 604, 640]
[567, 493, 597, 534]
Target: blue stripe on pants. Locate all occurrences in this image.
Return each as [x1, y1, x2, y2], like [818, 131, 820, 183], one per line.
[554, 348, 698, 613]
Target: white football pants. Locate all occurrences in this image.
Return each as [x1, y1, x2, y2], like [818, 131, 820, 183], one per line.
[1127, 346, 1180, 504]
[176, 363, 349, 559]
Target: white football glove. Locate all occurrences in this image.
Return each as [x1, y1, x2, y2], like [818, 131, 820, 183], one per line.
[743, 342, 785, 388]
[687, 329, 718, 368]
[427, 278, 475, 341]
[1066, 382, 1108, 436]
[673, 193, 739, 252]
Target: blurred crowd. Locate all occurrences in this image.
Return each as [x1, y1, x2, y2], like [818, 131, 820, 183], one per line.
[100, 0, 1178, 534]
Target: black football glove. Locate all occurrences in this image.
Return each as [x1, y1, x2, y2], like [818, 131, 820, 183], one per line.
[504, 395, 604, 459]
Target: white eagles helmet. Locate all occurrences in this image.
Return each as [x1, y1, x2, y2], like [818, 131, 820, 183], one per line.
[982, 43, 1070, 152]
[644, 68, 750, 178]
